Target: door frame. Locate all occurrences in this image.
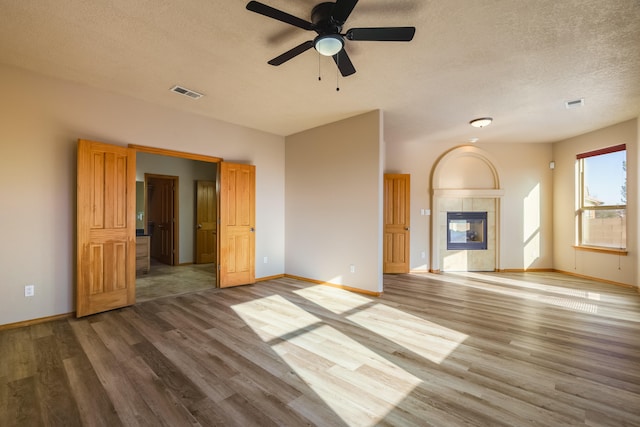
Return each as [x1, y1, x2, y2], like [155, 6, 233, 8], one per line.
[131, 144, 223, 277]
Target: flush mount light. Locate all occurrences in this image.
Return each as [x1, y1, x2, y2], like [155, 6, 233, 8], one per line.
[314, 34, 344, 56]
[469, 117, 493, 128]
[469, 137, 479, 143]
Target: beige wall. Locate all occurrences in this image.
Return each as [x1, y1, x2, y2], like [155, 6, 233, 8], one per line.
[285, 111, 384, 293]
[385, 140, 554, 271]
[0, 63, 285, 326]
[553, 119, 638, 287]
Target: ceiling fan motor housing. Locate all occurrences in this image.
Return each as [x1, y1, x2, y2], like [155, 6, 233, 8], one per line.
[311, 2, 343, 34]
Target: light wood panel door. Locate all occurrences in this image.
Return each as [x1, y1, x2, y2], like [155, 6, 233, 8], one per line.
[76, 139, 136, 317]
[219, 162, 255, 287]
[196, 180, 216, 264]
[384, 174, 410, 273]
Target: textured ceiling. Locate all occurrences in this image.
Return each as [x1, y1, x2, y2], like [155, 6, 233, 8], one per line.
[1, 0, 639, 145]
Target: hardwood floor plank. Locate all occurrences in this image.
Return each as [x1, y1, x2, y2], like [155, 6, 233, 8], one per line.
[33, 334, 83, 426]
[0, 327, 36, 382]
[215, 393, 281, 427]
[4, 376, 42, 427]
[227, 373, 314, 426]
[132, 340, 207, 409]
[69, 319, 159, 426]
[153, 332, 237, 402]
[123, 355, 203, 426]
[63, 355, 123, 427]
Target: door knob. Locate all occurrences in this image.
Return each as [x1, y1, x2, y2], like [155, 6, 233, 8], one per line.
[404, 227, 410, 231]
[250, 227, 255, 232]
[197, 224, 202, 229]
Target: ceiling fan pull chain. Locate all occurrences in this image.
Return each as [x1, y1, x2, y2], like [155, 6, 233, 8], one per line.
[318, 53, 322, 81]
[336, 55, 340, 91]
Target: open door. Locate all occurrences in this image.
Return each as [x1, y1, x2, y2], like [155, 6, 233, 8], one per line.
[384, 174, 410, 273]
[196, 180, 217, 264]
[146, 175, 177, 265]
[219, 162, 255, 287]
[77, 139, 136, 317]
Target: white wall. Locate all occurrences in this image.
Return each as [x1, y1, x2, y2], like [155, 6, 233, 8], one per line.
[553, 119, 638, 287]
[0, 63, 285, 326]
[385, 140, 554, 271]
[285, 111, 384, 293]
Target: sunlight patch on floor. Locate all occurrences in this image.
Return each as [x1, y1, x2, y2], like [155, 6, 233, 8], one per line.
[231, 295, 422, 426]
[538, 295, 598, 313]
[436, 273, 602, 315]
[455, 271, 602, 299]
[293, 285, 373, 314]
[231, 294, 322, 341]
[347, 303, 468, 365]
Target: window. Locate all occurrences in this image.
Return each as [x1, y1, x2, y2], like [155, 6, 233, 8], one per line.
[577, 144, 626, 250]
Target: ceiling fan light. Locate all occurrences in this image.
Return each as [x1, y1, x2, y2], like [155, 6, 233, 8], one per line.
[469, 117, 493, 128]
[314, 34, 344, 56]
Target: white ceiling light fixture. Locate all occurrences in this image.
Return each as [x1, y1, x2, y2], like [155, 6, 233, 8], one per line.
[314, 34, 344, 56]
[469, 117, 493, 128]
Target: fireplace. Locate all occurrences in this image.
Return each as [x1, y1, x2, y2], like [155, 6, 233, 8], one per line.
[447, 211, 487, 250]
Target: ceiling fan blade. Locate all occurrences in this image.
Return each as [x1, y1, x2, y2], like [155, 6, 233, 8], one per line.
[246, 1, 314, 31]
[268, 40, 315, 66]
[332, 49, 356, 77]
[346, 27, 416, 41]
[331, 0, 359, 24]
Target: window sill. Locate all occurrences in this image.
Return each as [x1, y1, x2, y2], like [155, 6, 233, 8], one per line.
[573, 245, 628, 256]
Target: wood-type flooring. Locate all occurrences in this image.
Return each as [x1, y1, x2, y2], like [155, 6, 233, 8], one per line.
[136, 261, 215, 302]
[1, 271, 639, 426]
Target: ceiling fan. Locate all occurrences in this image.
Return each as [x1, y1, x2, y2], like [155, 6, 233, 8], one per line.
[246, 0, 416, 77]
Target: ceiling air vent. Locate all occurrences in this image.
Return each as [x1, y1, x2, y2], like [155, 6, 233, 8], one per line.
[170, 85, 204, 100]
[565, 98, 584, 109]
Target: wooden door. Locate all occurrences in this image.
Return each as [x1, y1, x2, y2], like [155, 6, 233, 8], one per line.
[384, 174, 410, 273]
[219, 162, 255, 287]
[196, 180, 217, 264]
[77, 139, 136, 317]
[147, 175, 176, 265]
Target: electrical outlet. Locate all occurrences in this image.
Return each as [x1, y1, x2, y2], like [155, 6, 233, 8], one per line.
[25, 285, 35, 297]
[350, 264, 355, 273]
[421, 251, 426, 259]
[263, 256, 268, 264]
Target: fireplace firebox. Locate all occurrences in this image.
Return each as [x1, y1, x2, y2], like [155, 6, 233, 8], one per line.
[447, 211, 487, 250]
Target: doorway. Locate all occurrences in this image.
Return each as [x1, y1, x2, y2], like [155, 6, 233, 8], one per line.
[76, 140, 256, 316]
[135, 150, 219, 301]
